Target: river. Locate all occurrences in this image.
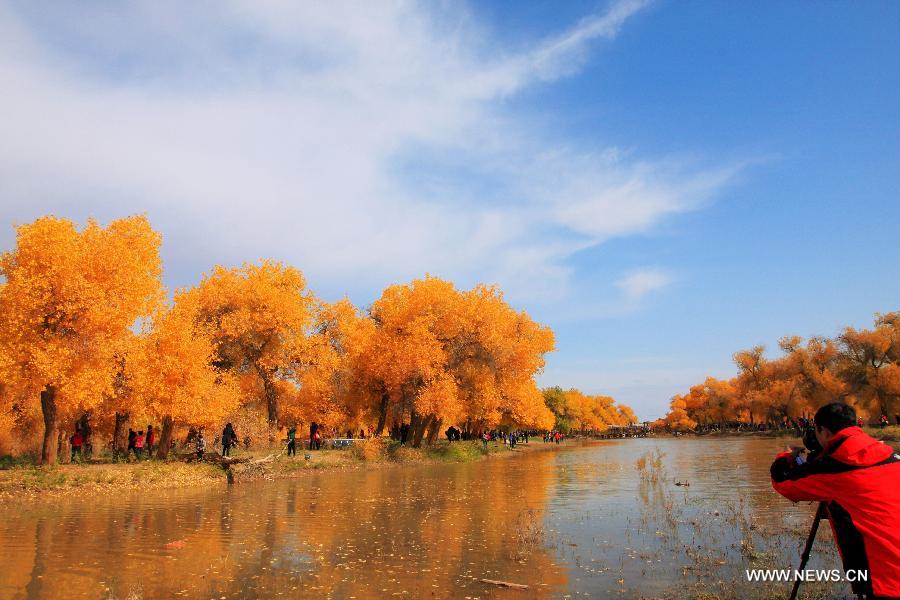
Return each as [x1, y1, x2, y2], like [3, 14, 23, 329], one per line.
[0, 437, 842, 599]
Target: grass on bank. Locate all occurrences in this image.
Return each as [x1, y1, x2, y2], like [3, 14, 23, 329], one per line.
[0, 439, 518, 499]
[0, 460, 226, 498]
[866, 424, 900, 443]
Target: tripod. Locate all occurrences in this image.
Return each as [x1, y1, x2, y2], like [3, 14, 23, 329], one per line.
[789, 502, 827, 600]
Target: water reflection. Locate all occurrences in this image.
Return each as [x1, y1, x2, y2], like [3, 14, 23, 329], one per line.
[0, 438, 843, 599]
[1, 452, 565, 599]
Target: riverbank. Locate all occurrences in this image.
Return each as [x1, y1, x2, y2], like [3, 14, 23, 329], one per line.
[671, 425, 900, 445]
[0, 438, 561, 502]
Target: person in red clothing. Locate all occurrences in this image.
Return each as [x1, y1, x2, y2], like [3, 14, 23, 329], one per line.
[771, 403, 900, 599]
[134, 430, 145, 459]
[70, 428, 83, 462]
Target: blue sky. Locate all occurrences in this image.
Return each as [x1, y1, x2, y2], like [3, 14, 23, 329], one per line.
[1, 1, 897, 419]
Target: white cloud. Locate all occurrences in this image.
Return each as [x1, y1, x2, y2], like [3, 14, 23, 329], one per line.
[615, 268, 674, 302]
[0, 0, 737, 305]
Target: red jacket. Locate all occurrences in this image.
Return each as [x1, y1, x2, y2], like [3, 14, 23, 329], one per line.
[771, 427, 900, 598]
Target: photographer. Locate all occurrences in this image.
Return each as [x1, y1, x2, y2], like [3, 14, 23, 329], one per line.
[770, 403, 900, 599]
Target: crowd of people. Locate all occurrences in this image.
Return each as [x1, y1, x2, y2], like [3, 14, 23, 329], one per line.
[683, 412, 899, 436]
[124, 426, 155, 459]
[62, 417, 579, 464]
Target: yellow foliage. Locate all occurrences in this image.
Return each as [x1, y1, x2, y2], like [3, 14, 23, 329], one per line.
[662, 311, 899, 428]
[0, 217, 568, 455]
[0, 216, 163, 463]
[180, 260, 315, 426]
[129, 292, 240, 428]
[542, 386, 637, 433]
[362, 276, 556, 442]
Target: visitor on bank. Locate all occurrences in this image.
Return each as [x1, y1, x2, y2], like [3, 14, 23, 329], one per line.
[222, 422, 237, 456]
[880, 414, 889, 428]
[400, 423, 409, 445]
[196, 431, 206, 460]
[134, 430, 145, 458]
[70, 428, 83, 462]
[770, 402, 900, 599]
[287, 425, 297, 456]
[127, 428, 137, 457]
[309, 422, 319, 450]
[145, 424, 155, 457]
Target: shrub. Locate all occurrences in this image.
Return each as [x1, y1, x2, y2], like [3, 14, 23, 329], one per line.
[350, 437, 387, 461]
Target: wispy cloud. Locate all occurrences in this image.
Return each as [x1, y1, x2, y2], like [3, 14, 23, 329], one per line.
[615, 268, 674, 302]
[0, 0, 737, 306]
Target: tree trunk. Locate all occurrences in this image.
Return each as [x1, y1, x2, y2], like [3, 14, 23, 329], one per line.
[426, 418, 443, 446]
[40, 385, 59, 466]
[113, 412, 129, 457]
[157, 415, 174, 459]
[408, 411, 422, 447]
[412, 414, 432, 448]
[260, 370, 278, 427]
[58, 430, 71, 464]
[375, 392, 390, 435]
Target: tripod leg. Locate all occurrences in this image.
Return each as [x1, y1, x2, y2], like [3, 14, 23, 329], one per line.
[789, 503, 826, 600]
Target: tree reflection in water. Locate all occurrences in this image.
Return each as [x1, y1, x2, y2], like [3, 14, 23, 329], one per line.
[0, 438, 849, 599]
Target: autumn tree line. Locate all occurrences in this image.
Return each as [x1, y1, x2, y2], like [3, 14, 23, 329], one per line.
[542, 387, 637, 434]
[0, 216, 636, 465]
[657, 312, 899, 432]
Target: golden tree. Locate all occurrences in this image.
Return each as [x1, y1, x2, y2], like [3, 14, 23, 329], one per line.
[660, 311, 898, 428]
[617, 403, 638, 426]
[365, 277, 460, 445]
[732, 346, 769, 425]
[662, 394, 697, 431]
[0, 216, 163, 464]
[363, 277, 555, 446]
[455, 284, 555, 433]
[91, 331, 143, 456]
[129, 291, 240, 458]
[182, 261, 315, 428]
[837, 312, 899, 417]
[541, 387, 636, 433]
[283, 298, 375, 431]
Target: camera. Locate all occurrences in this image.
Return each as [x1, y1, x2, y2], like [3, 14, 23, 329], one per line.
[802, 425, 822, 453]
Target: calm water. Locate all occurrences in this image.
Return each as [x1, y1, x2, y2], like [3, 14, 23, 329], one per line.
[0, 438, 842, 599]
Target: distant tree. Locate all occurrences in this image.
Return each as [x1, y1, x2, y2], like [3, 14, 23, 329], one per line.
[660, 311, 898, 429]
[837, 312, 899, 417]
